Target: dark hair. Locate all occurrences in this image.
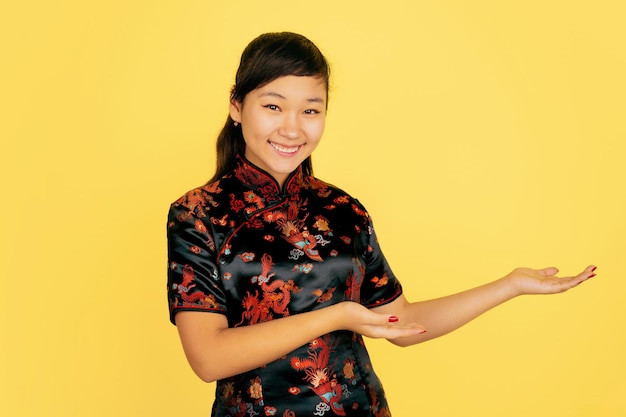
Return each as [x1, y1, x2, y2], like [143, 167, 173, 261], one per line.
[209, 32, 330, 183]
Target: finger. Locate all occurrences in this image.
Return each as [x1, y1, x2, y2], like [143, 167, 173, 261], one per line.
[370, 314, 404, 327]
[578, 265, 597, 281]
[386, 323, 427, 337]
[361, 322, 425, 339]
[391, 323, 427, 332]
[386, 316, 426, 332]
[539, 267, 559, 277]
[378, 313, 426, 334]
[584, 265, 597, 278]
[556, 267, 597, 291]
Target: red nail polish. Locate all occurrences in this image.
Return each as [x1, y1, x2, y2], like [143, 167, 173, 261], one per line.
[589, 273, 596, 278]
[388, 316, 399, 323]
[591, 266, 597, 272]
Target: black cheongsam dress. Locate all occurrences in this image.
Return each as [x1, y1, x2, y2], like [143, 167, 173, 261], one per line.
[167, 155, 403, 417]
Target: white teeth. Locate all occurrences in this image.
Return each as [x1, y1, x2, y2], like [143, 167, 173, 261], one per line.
[270, 142, 300, 154]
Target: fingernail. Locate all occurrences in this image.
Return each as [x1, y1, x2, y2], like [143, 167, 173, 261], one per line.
[591, 266, 597, 272]
[589, 273, 596, 278]
[388, 316, 399, 323]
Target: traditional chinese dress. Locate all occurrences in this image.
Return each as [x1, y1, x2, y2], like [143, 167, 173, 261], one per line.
[167, 155, 402, 417]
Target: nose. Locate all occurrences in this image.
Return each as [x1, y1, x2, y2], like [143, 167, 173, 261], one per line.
[278, 114, 300, 140]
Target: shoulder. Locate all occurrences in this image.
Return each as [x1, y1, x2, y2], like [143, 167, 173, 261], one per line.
[305, 176, 371, 222]
[170, 176, 236, 214]
[305, 176, 351, 198]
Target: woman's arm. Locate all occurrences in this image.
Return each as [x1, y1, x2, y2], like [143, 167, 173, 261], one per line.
[176, 301, 426, 382]
[372, 265, 596, 347]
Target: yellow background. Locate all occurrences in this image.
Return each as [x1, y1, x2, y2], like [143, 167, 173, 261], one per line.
[2, 1, 625, 416]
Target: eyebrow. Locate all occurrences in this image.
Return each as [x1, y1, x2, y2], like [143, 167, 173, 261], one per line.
[259, 91, 325, 104]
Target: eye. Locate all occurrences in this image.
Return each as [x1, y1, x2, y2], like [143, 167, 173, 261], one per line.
[264, 104, 280, 111]
[304, 109, 321, 115]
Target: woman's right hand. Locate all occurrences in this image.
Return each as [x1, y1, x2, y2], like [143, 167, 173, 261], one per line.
[336, 301, 426, 339]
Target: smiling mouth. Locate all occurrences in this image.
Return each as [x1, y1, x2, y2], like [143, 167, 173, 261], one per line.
[269, 141, 301, 154]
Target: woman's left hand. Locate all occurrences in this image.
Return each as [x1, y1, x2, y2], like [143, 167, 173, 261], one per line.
[505, 265, 597, 296]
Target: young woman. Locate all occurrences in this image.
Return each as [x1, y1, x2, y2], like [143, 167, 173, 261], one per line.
[167, 32, 596, 417]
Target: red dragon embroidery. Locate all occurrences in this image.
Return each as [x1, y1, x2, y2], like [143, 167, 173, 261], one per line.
[235, 254, 301, 326]
[175, 265, 220, 310]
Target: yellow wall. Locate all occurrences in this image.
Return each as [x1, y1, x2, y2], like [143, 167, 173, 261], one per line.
[2, 1, 625, 416]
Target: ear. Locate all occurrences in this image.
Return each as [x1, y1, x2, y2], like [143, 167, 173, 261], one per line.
[229, 98, 242, 124]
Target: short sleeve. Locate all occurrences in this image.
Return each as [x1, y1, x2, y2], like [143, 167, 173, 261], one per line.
[356, 206, 403, 308]
[166, 201, 228, 324]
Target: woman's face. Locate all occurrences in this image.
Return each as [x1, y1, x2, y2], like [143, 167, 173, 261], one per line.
[230, 75, 327, 187]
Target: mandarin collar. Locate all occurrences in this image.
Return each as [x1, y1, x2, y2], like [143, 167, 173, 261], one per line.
[233, 155, 305, 199]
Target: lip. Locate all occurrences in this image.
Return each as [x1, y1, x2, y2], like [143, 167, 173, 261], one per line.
[269, 140, 302, 156]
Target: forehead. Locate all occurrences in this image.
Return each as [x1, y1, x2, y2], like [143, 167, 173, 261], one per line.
[253, 75, 327, 103]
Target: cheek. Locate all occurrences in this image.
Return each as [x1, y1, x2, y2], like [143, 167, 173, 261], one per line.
[243, 113, 275, 139]
[307, 120, 326, 143]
